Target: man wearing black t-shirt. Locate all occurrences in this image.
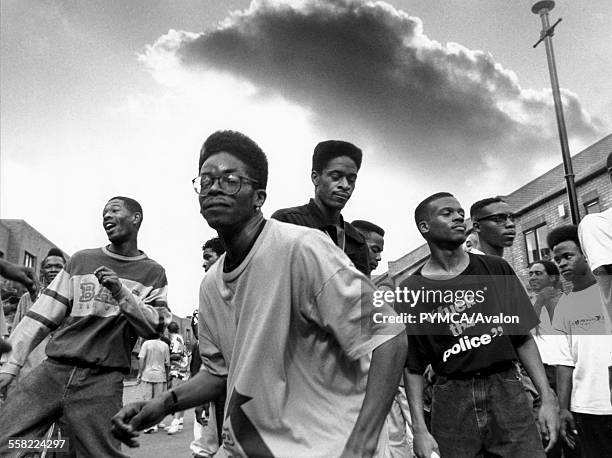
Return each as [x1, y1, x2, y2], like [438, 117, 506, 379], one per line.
[401, 192, 558, 458]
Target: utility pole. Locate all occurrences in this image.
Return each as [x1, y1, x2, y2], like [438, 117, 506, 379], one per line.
[532, 1, 580, 224]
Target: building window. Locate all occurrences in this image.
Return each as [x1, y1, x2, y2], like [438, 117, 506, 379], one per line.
[23, 251, 36, 269]
[584, 199, 601, 215]
[524, 225, 551, 265]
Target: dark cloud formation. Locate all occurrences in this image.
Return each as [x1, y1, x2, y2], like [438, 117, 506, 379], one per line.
[142, 0, 606, 171]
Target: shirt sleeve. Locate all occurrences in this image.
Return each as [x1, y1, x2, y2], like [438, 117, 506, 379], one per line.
[294, 230, 404, 361]
[499, 260, 540, 345]
[138, 341, 148, 359]
[579, 214, 612, 272]
[406, 334, 429, 374]
[551, 298, 575, 367]
[198, 277, 228, 377]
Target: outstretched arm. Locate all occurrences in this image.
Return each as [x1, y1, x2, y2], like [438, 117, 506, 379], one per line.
[111, 369, 226, 447]
[341, 332, 407, 457]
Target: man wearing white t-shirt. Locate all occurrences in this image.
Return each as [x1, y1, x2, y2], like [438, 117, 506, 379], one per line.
[548, 225, 612, 456]
[578, 152, 612, 405]
[112, 130, 407, 457]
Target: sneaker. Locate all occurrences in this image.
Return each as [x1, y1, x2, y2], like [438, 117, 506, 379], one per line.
[167, 418, 182, 435]
[144, 426, 158, 434]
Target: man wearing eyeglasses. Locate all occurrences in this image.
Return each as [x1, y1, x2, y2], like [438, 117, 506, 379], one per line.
[470, 197, 517, 258]
[111, 130, 407, 458]
[271, 140, 371, 276]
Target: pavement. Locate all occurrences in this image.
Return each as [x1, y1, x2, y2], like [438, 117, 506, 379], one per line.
[121, 381, 197, 458]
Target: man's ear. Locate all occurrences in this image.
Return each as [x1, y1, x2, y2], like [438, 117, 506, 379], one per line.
[472, 221, 481, 233]
[311, 170, 319, 187]
[132, 212, 142, 227]
[417, 221, 429, 235]
[254, 189, 267, 209]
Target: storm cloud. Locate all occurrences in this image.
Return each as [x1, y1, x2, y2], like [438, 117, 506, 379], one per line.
[141, 0, 606, 171]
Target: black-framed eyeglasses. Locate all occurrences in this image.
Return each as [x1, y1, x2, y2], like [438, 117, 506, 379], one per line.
[192, 173, 259, 196]
[476, 213, 516, 225]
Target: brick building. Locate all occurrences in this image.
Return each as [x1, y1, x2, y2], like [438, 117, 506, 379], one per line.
[375, 134, 612, 288]
[0, 219, 69, 326]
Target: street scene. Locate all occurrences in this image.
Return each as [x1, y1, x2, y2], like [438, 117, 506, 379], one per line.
[1, 0, 611, 457]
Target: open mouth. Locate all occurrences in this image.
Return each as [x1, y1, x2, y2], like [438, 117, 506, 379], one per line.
[104, 222, 117, 231]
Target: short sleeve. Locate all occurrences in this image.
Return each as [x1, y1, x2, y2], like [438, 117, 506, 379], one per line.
[406, 334, 428, 374]
[198, 279, 228, 377]
[138, 342, 147, 359]
[295, 231, 404, 361]
[198, 319, 228, 377]
[551, 299, 575, 367]
[499, 260, 539, 343]
[579, 214, 612, 272]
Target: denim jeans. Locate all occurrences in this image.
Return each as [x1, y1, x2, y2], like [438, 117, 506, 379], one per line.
[573, 412, 612, 457]
[0, 358, 127, 457]
[431, 365, 545, 457]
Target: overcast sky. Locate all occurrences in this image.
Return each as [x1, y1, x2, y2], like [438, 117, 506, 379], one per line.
[2, 0, 611, 317]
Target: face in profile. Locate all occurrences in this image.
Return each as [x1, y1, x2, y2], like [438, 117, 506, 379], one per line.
[475, 201, 516, 248]
[362, 231, 384, 271]
[312, 156, 358, 211]
[202, 248, 220, 272]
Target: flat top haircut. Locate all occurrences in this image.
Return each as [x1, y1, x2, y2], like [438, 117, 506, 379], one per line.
[470, 197, 506, 220]
[199, 130, 268, 189]
[312, 140, 362, 173]
[203, 237, 226, 256]
[44, 247, 66, 263]
[607, 151, 612, 171]
[351, 220, 385, 237]
[546, 224, 581, 251]
[108, 196, 143, 219]
[414, 192, 455, 226]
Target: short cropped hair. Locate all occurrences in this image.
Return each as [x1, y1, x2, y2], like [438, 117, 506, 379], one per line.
[546, 224, 580, 251]
[470, 197, 506, 220]
[168, 322, 179, 333]
[312, 140, 362, 173]
[44, 247, 66, 263]
[414, 192, 455, 226]
[202, 237, 225, 256]
[199, 130, 268, 189]
[351, 220, 385, 237]
[529, 259, 562, 290]
[108, 196, 143, 220]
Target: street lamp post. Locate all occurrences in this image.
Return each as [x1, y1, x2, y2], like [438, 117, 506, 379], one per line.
[532, 1, 581, 225]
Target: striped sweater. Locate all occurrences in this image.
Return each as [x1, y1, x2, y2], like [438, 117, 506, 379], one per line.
[1, 247, 170, 374]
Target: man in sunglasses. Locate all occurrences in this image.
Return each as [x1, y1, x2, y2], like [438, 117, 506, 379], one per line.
[111, 130, 407, 457]
[470, 197, 517, 258]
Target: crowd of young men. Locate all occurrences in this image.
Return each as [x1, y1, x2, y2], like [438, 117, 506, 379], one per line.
[0, 132, 611, 457]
